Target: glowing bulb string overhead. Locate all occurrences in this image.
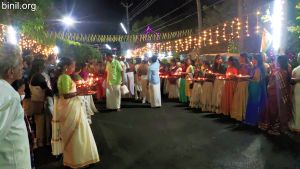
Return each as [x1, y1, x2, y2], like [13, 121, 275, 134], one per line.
[256, 10, 261, 34]
[245, 16, 250, 37]
[131, 7, 275, 57]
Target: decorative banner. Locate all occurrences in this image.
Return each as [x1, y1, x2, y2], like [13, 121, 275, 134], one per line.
[260, 28, 272, 53]
[48, 29, 193, 43]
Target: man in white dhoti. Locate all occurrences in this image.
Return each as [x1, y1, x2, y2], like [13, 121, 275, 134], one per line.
[119, 56, 128, 86]
[0, 44, 31, 169]
[126, 59, 135, 98]
[148, 55, 161, 108]
[106, 54, 124, 111]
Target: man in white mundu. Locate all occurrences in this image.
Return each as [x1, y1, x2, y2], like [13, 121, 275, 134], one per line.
[119, 56, 128, 86]
[148, 55, 161, 108]
[0, 44, 31, 169]
[106, 54, 124, 111]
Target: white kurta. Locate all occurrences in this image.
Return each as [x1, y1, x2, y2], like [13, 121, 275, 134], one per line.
[120, 61, 128, 84]
[0, 80, 31, 169]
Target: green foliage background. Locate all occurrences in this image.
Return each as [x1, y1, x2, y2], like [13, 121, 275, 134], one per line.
[0, 0, 55, 45]
[288, 1, 300, 53]
[227, 41, 239, 53]
[57, 39, 102, 64]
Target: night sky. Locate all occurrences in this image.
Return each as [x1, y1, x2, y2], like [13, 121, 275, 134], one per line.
[52, 0, 203, 34]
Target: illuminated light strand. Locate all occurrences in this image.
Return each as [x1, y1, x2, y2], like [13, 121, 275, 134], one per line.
[198, 36, 202, 48]
[223, 23, 227, 41]
[231, 20, 235, 39]
[245, 16, 250, 37]
[215, 26, 220, 44]
[256, 10, 261, 34]
[131, 8, 268, 56]
[209, 29, 213, 45]
[203, 30, 207, 46]
[236, 18, 241, 39]
[0, 24, 55, 56]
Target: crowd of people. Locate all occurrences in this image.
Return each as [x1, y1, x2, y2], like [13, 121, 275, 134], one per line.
[0, 42, 163, 168]
[0, 44, 102, 169]
[1, 41, 300, 169]
[160, 53, 300, 136]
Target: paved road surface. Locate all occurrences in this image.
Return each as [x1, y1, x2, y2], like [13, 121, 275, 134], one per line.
[35, 100, 300, 169]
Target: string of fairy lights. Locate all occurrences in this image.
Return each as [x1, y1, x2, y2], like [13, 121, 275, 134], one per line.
[0, 5, 267, 58]
[132, 10, 263, 57]
[0, 24, 56, 56]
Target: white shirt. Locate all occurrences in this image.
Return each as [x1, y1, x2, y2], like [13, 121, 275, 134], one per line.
[292, 65, 300, 78]
[119, 61, 127, 72]
[0, 79, 31, 169]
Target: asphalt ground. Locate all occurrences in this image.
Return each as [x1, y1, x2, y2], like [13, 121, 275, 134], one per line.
[35, 99, 300, 169]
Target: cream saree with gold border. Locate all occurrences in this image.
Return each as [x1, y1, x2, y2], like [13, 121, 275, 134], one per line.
[52, 76, 100, 168]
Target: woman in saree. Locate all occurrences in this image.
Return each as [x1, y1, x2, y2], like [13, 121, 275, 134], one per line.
[52, 57, 100, 168]
[231, 53, 252, 121]
[244, 54, 267, 126]
[168, 59, 179, 99]
[260, 56, 292, 135]
[72, 64, 98, 124]
[220, 56, 239, 116]
[179, 62, 188, 103]
[200, 61, 214, 112]
[189, 61, 203, 109]
[96, 61, 107, 101]
[185, 58, 194, 100]
[211, 55, 226, 113]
